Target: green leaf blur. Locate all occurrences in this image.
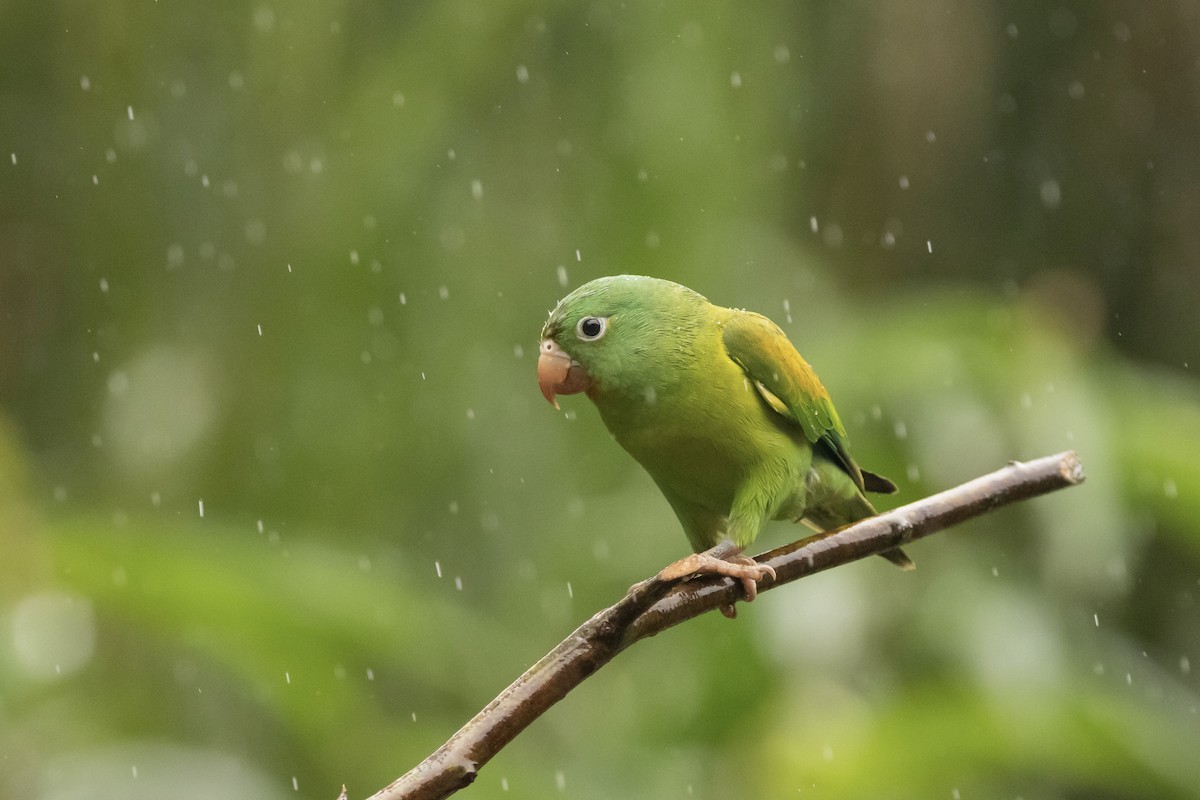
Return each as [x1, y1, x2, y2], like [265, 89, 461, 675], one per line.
[1, 3, 1197, 799]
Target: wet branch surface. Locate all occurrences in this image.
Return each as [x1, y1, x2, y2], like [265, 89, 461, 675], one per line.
[358, 451, 1086, 800]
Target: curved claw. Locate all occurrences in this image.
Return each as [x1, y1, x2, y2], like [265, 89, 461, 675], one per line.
[727, 554, 776, 601]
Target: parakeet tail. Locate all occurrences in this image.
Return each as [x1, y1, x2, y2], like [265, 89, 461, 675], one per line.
[881, 546, 915, 570]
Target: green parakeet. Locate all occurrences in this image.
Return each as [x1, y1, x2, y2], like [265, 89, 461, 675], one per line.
[538, 275, 912, 614]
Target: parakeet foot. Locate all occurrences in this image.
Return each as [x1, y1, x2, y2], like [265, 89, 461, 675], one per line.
[658, 548, 777, 606]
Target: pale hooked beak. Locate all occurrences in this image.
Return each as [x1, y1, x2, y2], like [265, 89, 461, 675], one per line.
[537, 339, 592, 409]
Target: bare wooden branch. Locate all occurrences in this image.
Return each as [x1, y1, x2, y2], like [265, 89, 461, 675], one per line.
[361, 451, 1085, 800]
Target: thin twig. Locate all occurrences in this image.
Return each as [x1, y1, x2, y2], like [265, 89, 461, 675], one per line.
[362, 451, 1085, 800]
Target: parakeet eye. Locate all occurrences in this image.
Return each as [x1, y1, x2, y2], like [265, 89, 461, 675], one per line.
[576, 316, 608, 341]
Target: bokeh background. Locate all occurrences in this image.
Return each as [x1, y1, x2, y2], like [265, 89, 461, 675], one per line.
[3, 2, 1200, 798]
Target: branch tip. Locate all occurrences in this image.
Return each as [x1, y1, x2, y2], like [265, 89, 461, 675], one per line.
[1060, 450, 1086, 484]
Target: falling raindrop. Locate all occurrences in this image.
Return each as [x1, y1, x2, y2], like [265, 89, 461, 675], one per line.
[1039, 179, 1062, 210]
[253, 6, 276, 33]
[516, 64, 529, 83]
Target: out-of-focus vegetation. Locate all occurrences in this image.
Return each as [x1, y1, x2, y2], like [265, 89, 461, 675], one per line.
[2, 3, 1198, 798]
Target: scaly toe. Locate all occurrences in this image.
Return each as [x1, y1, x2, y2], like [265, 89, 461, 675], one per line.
[658, 550, 776, 608]
[740, 576, 758, 602]
[657, 553, 705, 582]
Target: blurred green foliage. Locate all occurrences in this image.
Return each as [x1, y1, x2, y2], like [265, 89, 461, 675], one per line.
[2, 2, 1199, 798]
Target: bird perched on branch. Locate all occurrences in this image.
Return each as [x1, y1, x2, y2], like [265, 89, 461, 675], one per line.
[537, 275, 911, 616]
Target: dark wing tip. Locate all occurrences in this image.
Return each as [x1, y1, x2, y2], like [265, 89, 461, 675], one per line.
[861, 469, 899, 495]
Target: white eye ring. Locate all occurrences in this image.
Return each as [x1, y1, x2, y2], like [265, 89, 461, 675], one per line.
[575, 316, 608, 341]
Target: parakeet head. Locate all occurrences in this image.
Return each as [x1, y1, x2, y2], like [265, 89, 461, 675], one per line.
[538, 275, 708, 408]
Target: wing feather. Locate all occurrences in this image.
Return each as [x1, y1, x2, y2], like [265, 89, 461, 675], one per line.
[721, 310, 867, 491]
